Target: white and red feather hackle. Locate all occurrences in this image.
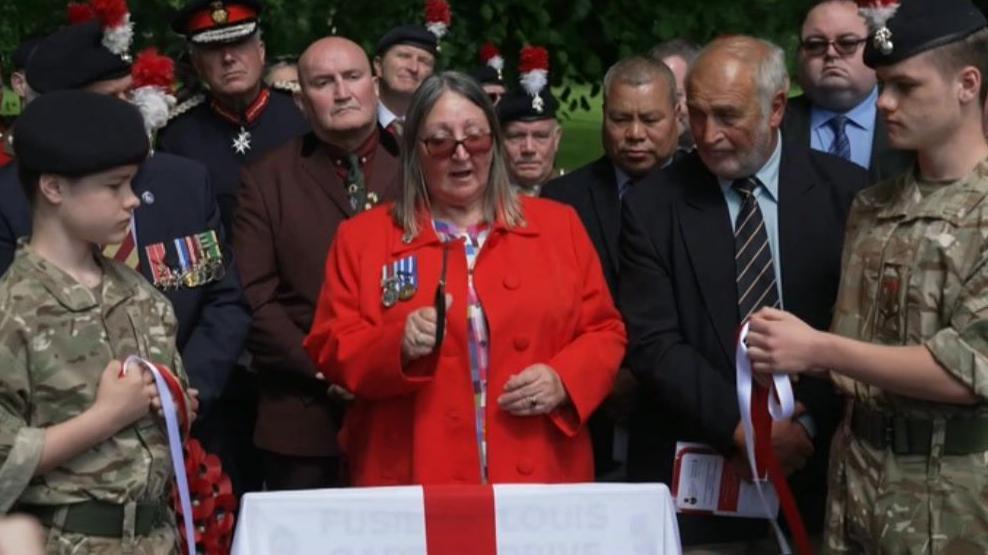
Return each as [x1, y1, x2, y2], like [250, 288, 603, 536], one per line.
[519, 46, 549, 112]
[856, 0, 900, 54]
[130, 48, 177, 137]
[67, 0, 134, 60]
[480, 42, 504, 78]
[425, 0, 451, 40]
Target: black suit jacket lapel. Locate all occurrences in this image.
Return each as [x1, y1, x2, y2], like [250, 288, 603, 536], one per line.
[680, 162, 738, 362]
[587, 157, 622, 275]
[783, 95, 812, 148]
[777, 146, 816, 311]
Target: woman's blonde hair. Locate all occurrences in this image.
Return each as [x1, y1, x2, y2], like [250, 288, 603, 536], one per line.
[392, 71, 523, 240]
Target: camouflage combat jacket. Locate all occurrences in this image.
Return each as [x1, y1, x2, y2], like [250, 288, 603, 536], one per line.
[825, 159, 988, 554]
[0, 246, 188, 513]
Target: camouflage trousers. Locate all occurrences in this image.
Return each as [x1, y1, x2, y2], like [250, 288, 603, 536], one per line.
[823, 424, 988, 554]
[43, 523, 179, 555]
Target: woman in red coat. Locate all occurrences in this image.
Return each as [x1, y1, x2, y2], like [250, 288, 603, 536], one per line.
[303, 71, 625, 486]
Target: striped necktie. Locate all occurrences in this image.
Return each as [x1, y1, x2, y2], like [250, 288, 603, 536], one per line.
[102, 231, 140, 272]
[827, 115, 851, 161]
[733, 177, 779, 321]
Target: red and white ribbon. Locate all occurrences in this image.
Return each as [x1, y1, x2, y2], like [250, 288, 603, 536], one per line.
[121, 356, 195, 555]
[735, 322, 812, 555]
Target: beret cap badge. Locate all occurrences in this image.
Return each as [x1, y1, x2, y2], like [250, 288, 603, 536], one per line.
[856, 0, 901, 55]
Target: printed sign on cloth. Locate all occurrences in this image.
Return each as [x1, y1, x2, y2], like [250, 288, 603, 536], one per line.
[231, 483, 681, 555]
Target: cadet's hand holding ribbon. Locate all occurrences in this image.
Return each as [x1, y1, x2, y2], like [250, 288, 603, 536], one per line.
[736, 322, 812, 555]
[120, 356, 196, 555]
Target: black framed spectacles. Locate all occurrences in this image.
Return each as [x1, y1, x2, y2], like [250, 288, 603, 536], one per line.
[799, 36, 867, 57]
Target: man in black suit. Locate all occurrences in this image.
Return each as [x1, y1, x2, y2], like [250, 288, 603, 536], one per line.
[0, 19, 252, 495]
[621, 36, 869, 550]
[543, 56, 680, 479]
[783, 0, 912, 183]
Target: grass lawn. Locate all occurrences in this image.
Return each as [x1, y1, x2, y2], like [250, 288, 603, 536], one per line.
[555, 84, 603, 173]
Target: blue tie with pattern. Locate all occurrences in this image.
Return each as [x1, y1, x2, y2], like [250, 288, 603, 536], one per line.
[828, 115, 851, 161]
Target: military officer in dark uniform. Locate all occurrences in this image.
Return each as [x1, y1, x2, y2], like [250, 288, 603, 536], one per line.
[0, 19, 252, 495]
[158, 0, 308, 236]
[159, 0, 308, 494]
[496, 86, 564, 197]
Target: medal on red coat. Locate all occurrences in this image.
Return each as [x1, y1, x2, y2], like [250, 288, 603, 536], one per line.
[381, 264, 400, 307]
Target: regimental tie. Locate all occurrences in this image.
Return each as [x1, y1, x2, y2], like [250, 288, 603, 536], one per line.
[733, 177, 780, 321]
[827, 115, 851, 161]
[386, 119, 404, 138]
[345, 153, 368, 213]
[102, 229, 140, 272]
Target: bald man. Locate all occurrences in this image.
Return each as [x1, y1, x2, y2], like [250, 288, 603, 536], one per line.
[234, 36, 401, 490]
[619, 35, 868, 549]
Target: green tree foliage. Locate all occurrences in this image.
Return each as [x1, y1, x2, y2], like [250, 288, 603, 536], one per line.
[6, 0, 988, 88]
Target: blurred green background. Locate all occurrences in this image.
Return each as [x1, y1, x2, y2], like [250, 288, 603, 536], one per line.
[556, 84, 604, 171]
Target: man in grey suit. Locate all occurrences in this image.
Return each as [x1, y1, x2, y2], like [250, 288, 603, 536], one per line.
[782, 0, 912, 183]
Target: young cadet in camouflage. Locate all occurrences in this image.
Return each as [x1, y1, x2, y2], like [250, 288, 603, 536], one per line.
[0, 91, 192, 554]
[745, 0, 988, 553]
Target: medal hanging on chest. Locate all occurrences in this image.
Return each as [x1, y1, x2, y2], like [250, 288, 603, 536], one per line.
[232, 126, 252, 155]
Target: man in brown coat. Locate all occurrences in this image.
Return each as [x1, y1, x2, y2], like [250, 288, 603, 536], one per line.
[234, 36, 400, 489]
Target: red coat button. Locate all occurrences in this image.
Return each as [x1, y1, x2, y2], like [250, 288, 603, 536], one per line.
[516, 458, 534, 475]
[513, 336, 530, 351]
[503, 275, 520, 290]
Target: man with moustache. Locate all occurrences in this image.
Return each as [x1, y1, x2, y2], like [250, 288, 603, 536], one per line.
[159, 0, 308, 236]
[619, 36, 868, 549]
[373, 25, 438, 136]
[234, 36, 400, 490]
[783, 0, 912, 183]
[542, 56, 679, 480]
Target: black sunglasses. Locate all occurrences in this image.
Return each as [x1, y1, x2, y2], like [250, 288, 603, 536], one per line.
[799, 36, 867, 57]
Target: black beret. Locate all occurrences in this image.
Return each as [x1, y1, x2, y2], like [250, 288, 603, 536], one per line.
[863, 0, 987, 68]
[26, 21, 131, 94]
[375, 25, 438, 58]
[14, 90, 149, 176]
[12, 36, 45, 72]
[496, 87, 558, 124]
[469, 66, 503, 87]
[172, 0, 263, 45]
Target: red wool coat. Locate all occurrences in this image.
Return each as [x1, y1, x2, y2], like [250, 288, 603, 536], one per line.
[303, 196, 626, 486]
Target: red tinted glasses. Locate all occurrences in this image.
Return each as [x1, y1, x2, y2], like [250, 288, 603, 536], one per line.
[421, 133, 494, 158]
